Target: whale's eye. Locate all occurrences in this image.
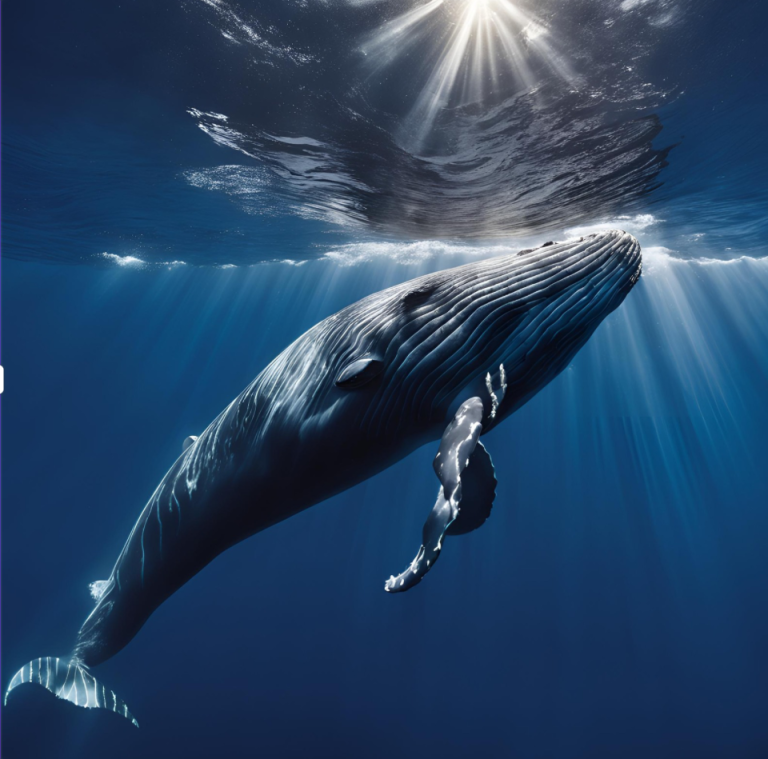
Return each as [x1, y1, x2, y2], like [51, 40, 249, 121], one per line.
[335, 357, 385, 390]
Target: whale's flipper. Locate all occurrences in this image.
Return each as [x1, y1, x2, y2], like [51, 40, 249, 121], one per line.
[445, 442, 496, 535]
[385, 397, 493, 593]
[4, 657, 139, 727]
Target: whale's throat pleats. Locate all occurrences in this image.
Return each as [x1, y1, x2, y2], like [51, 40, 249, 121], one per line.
[361, 234, 639, 435]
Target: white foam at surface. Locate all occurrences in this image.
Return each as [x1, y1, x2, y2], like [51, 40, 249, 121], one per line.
[565, 214, 661, 239]
[320, 239, 543, 267]
[101, 253, 146, 268]
[641, 247, 768, 275]
[100, 253, 187, 269]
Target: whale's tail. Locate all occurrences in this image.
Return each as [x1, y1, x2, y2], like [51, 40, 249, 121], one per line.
[6, 576, 146, 726]
[4, 656, 138, 727]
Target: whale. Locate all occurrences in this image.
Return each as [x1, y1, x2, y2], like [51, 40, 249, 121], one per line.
[5, 230, 641, 726]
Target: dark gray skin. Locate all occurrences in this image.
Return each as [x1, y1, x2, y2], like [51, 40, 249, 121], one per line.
[6, 230, 641, 725]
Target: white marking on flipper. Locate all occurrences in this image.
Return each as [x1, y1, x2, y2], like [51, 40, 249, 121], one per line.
[485, 373, 499, 419]
[486, 364, 506, 420]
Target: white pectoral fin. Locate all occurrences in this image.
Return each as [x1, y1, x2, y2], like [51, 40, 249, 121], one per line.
[384, 397, 488, 594]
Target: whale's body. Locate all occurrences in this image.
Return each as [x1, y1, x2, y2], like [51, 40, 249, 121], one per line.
[6, 231, 641, 725]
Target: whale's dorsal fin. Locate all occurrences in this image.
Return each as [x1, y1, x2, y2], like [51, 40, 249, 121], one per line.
[182, 436, 198, 452]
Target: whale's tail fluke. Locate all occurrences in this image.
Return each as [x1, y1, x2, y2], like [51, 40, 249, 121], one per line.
[4, 656, 138, 727]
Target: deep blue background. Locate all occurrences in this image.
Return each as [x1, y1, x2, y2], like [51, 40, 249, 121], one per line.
[3, 252, 768, 758]
[3, 0, 768, 756]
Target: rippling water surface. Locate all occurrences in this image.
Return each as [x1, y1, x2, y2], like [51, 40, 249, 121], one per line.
[4, 0, 766, 264]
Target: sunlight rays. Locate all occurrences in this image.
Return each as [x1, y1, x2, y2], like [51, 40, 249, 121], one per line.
[360, 0, 446, 69]
[361, 0, 575, 148]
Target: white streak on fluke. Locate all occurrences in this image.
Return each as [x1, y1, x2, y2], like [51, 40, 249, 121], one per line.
[4, 657, 139, 728]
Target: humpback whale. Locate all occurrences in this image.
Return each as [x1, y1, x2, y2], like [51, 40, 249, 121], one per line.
[5, 230, 641, 726]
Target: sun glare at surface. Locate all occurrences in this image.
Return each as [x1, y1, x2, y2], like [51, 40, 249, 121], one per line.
[361, 0, 574, 148]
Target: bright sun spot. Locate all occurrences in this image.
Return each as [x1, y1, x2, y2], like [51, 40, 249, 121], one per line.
[361, 0, 573, 148]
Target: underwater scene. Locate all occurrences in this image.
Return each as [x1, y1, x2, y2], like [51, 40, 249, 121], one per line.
[2, 0, 767, 756]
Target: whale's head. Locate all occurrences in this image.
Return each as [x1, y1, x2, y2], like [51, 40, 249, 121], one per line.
[270, 230, 640, 446]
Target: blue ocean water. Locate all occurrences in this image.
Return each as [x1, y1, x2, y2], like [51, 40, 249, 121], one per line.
[3, 0, 768, 757]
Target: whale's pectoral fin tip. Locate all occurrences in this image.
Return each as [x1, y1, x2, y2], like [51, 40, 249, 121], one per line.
[384, 513, 443, 594]
[5, 657, 138, 728]
[385, 396, 497, 593]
